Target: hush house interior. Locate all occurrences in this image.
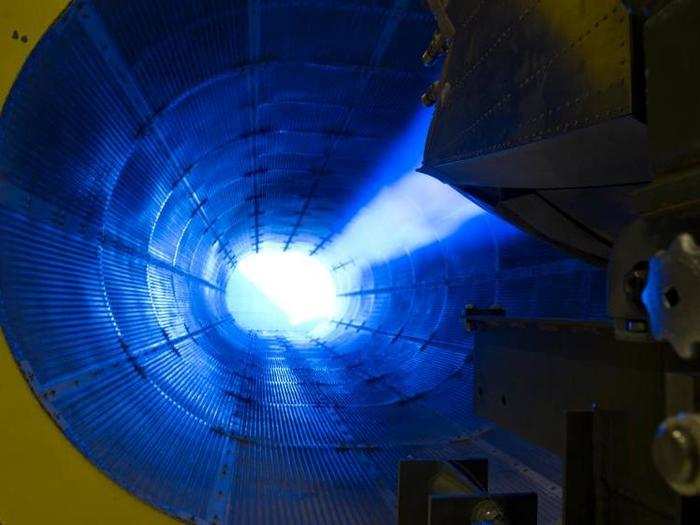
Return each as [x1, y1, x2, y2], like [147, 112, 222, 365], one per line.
[2, 1, 674, 524]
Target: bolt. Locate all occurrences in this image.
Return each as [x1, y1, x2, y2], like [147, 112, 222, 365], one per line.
[623, 261, 648, 304]
[471, 499, 508, 524]
[653, 413, 700, 495]
[421, 31, 450, 66]
[421, 81, 443, 107]
[421, 90, 437, 107]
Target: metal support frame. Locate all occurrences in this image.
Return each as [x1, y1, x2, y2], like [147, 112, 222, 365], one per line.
[397, 458, 537, 525]
[466, 307, 685, 522]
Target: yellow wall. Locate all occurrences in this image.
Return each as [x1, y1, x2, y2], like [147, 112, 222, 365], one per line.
[0, 2, 174, 523]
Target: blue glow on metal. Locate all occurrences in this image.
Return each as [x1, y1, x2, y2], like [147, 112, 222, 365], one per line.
[333, 171, 485, 265]
[349, 107, 435, 203]
[329, 107, 484, 265]
[0, 1, 609, 523]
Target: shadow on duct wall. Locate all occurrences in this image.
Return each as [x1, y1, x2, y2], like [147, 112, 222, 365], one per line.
[0, 1, 606, 523]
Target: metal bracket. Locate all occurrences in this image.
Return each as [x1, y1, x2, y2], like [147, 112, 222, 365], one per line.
[421, 0, 456, 107]
[426, 0, 456, 40]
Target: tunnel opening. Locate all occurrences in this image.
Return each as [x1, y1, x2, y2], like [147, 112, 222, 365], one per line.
[0, 1, 610, 523]
[225, 246, 343, 336]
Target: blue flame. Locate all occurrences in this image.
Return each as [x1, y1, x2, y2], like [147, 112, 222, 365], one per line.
[330, 108, 484, 265]
[333, 171, 484, 264]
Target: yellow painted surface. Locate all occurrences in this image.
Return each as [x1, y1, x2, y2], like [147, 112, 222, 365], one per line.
[0, 0, 67, 105]
[0, 333, 175, 524]
[0, 2, 174, 523]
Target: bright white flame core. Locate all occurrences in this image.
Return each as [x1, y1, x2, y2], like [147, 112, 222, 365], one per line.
[226, 248, 338, 330]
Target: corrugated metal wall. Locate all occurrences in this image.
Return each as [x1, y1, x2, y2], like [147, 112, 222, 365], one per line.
[0, 1, 607, 523]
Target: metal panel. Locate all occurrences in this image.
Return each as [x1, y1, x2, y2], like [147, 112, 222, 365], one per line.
[472, 320, 680, 522]
[421, 0, 650, 263]
[424, 0, 644, 174]
[473, 320, 665, 452]
[646, 0, 700, 175]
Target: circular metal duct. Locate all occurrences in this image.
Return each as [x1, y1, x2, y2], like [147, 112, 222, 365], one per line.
[0, 1, 608, 523]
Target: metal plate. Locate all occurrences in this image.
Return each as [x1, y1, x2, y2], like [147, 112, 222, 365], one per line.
[472, 320, 680, 521]
[420, 0, 651, 263]
[645, 0, 700, 175]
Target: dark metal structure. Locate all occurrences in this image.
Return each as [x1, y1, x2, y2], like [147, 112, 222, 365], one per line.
[421, 0, 650, 264]
[397, 459, 537, 524]
[420, 0, 700, 523]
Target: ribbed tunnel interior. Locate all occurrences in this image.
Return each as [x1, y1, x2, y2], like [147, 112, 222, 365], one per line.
[0, 1, 609, 523]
